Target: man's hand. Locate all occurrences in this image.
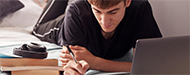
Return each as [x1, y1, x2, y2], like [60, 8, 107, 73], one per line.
[59, 45, 72, 66]
[59, 45, 97, 68]
[63, 60, 89, 75]
[60, 45, 132, 72]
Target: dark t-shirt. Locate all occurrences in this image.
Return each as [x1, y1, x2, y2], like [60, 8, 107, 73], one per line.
[59, 0, 162, 60]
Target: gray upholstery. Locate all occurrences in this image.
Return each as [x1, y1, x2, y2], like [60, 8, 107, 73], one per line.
[149, 0, 189, 37]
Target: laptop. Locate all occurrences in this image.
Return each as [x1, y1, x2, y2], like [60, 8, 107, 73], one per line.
[130, 35, 190, 75]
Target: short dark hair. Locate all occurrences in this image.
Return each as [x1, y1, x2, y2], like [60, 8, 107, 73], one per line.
[88, 0, 126, 9]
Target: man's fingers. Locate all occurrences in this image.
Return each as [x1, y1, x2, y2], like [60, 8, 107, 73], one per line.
[64, 66, 81, 75]
[59, 53, 73, 66]
[79, 60, 90, 71]
[59, 58, 70, 63]
[63, 71, 70, 75]
[62, 63, 67, 66]
[59, 53, 72, 59]
[61, 46, 70, 53]
[64, 61, 83, 75]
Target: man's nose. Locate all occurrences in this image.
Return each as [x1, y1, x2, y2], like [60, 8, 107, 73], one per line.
[101, 14, 110, 25]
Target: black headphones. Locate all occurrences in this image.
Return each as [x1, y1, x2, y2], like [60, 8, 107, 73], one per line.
[13, 42, 48, 59]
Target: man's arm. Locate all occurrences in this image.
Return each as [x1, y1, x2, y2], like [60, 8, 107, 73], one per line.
[60, 45, 133, 72]
[90, 48, 135, 72]
[91, 56, 132, 72]
[133, 48, 136, 55]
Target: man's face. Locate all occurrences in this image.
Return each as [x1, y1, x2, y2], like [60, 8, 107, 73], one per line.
[91, 1, 127, 33]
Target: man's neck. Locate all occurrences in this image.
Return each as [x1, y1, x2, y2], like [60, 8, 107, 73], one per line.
[101, 30, 115, 40]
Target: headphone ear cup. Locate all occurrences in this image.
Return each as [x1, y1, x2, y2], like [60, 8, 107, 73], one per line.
[20, 44, 28, 50]
[13, 43, 47, 59]
[27, 42, 46, 52]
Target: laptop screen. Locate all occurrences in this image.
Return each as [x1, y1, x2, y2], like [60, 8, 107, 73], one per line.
[131, 36, 190, 75]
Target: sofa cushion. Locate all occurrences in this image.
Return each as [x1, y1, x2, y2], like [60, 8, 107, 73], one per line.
[0, 0, 24, 20]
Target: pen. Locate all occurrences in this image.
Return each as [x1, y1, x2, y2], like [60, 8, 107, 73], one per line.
[66, 44, 78, 64]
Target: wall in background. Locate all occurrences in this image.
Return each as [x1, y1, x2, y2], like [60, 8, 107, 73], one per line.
[149, 0, 190, 37]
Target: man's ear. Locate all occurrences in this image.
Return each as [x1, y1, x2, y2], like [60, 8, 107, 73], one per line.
[125, 0, 131, 7]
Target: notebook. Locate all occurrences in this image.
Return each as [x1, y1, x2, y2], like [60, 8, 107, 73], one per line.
[131, 35, 190, 75]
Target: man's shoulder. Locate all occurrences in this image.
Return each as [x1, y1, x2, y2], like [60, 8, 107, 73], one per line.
[132, 0, 148, 4]
[68, 0, 91, 14]
[67, 0, 94, 21]
[70, 0, 90, 8]
[127, 0, 151, 14]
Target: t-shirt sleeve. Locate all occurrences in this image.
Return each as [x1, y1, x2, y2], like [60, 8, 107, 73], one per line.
[60, 3, 87, 47]
[132, 1, 162, 48]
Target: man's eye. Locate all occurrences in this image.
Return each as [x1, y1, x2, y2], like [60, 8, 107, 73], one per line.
[109, 12, 117, 14]
[111, 12, 116, 14]
[96, 11, 101, 13]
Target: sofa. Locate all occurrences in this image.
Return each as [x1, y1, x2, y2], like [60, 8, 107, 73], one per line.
[0, 0, 62, 61]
